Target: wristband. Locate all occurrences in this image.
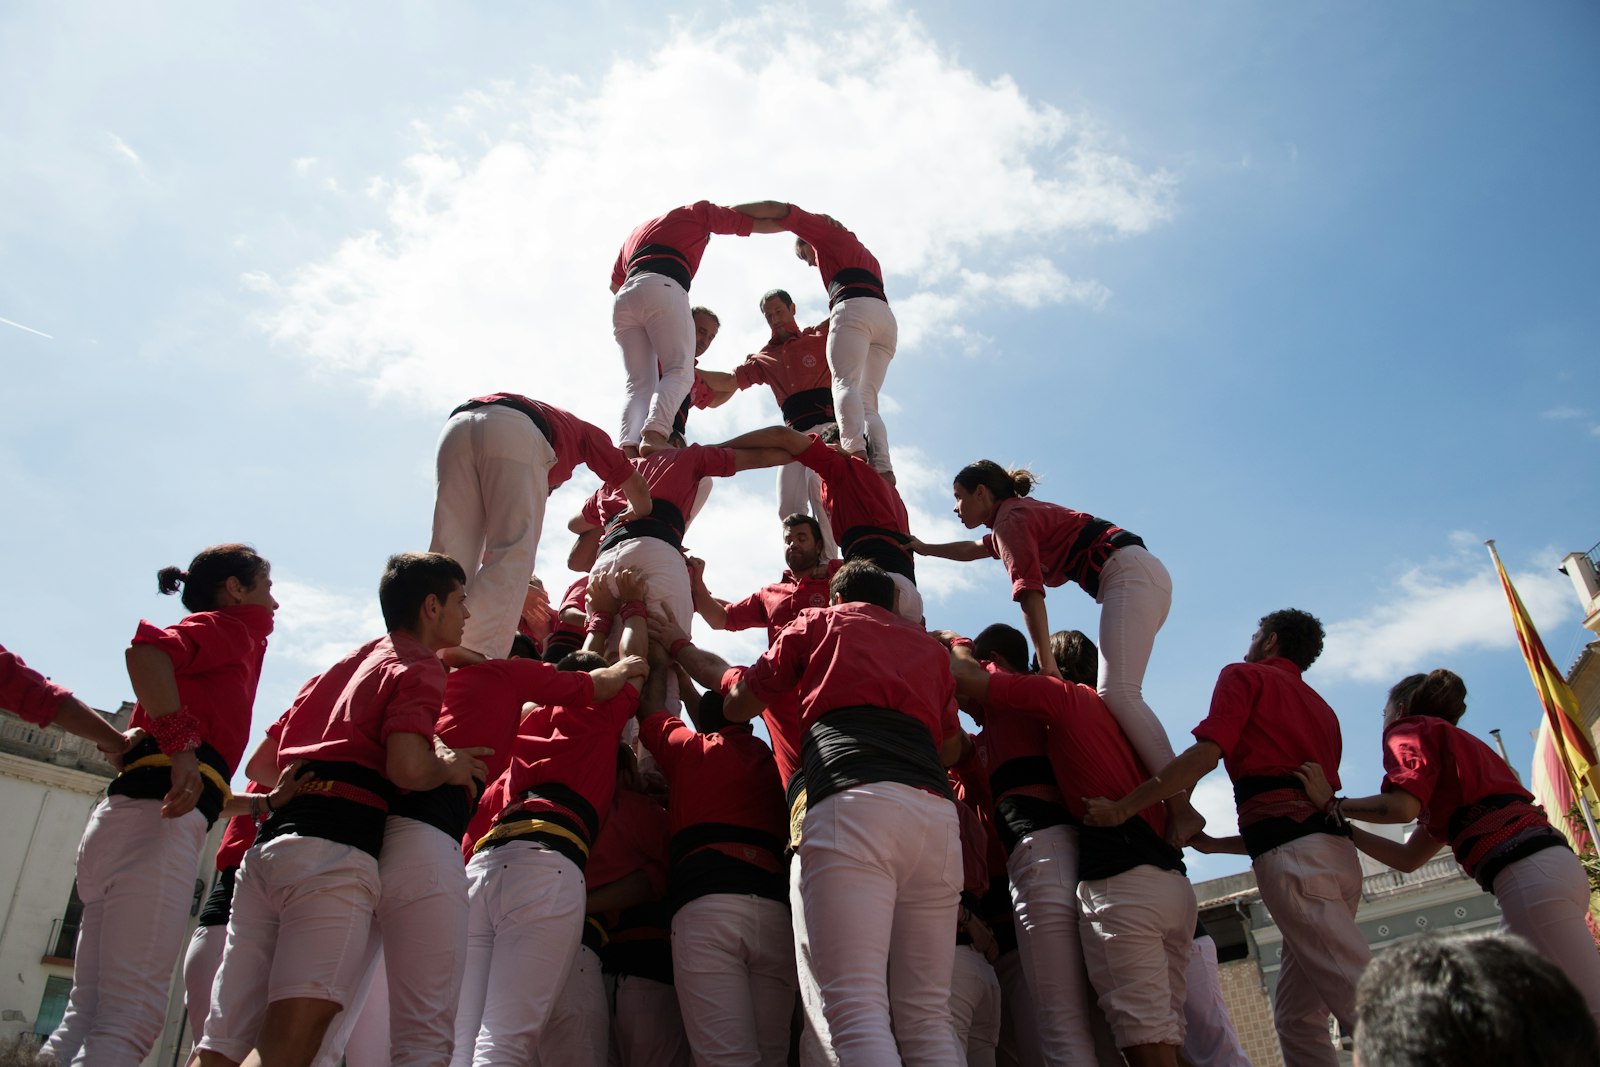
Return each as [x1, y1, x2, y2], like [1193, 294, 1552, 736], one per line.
[718, 666, 745, 696]
[148, 708, 202, 756]
[949, 636, 974, 649]
[586, 612, 615, 636]
[618, 600, 648, 622]
[668, 637, 691, 658]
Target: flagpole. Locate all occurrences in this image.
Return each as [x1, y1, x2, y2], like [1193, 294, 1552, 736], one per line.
[1486, 539, 1600, 849]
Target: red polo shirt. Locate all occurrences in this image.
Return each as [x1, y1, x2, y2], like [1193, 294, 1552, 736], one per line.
[128, 604, 274, 774]
[437, 659, 597, 788]
[1381, 715, 1536, 844]
[734, 323, 832, 407]
[501, 687, 641, 837]
[638, 713, 787, 842]
[467, 394, 634, 493]
[215, 807, 260, 871]
[587, 787, 671, 897]
[783, 205, 884, 290]
[610, 202, 757, 289]
[724, 564, 839, 642]
[275, 630, 445, 776]
[1193, 657, 1344, 795]
[982, 497, 1131, 601]
[795, 436, 909, 543]
[985, 671, 1165, 838]
[743, 603, 957, 745]
[580, 445, 738, 529]
[0, 644, 73, 727]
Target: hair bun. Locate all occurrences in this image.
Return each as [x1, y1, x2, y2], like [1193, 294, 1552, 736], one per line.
[156, 565, 187, 596]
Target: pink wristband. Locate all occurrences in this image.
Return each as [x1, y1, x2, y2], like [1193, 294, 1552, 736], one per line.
[618, 600, 647, 622]
[148, 708, 202, 756]
[586, 612, 614, 636]
[668, 637, 691, 657]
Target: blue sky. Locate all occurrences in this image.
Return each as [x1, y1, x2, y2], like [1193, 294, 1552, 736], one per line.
[2, 1, 1596, 881]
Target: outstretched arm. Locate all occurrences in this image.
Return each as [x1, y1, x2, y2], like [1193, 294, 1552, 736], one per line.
[909, 538, 989, 562]
[1083, 740, 1223, 827]
[1351, 824, 1444, 872]
[695, 369, 739, 408]
[730, 200, 792, 234]
[731, 446, 796, 472]
[715, 425, 811, 456]
[1294, 762, 1422, 825]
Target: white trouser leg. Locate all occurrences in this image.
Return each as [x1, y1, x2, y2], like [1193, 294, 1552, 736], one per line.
[614, 274, 695, 443]
[611, 974, 691, 1067]
[776, 439, 838, 558]
[1076, 866, 1195, 1050]
[379, 817, 470, 1067]
[1493, 846, 1600, 1027]
[1180, 935, 1250, 1067]
[949, 944, 1003, 1067]
[800, 782, 964, 1067]
[790, 854, 839, 1067]
[55, 796, 206, 1067]
[536, 945, 610, 1067]
[992, 949, 1045, 1067]
[1093, 546, 1176, 772]
[454, 843, 586, 1066]
[672, 894, 797, 1066]
[1005, 825, 1098, 1066]
[430, 404, 557, 660]
[825, 298, 897, 473]
[183, 923, 228, 1045]
[593, 536, 693, 707]
[322, 939, 389, 1067]
[1252, 834, 1368, 1067]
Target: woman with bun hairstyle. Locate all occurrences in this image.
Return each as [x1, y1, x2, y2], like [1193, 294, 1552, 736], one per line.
[44, 543, 277, 1067]
[1296, 669, 1600, 1025]
[913, 461, 1193, 834]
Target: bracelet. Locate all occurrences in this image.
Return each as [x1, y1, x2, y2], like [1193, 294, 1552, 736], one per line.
[147, 708, 202, 756]
[949, 636, 973, 649]
[618, 600, 648, 622]
[249, 795, 266, 820]
[1327, 797, 1349, 829]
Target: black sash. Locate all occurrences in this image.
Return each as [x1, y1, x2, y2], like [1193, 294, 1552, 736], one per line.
[600, 499, 687, 554]
[839, 525, 915, 582]
[625, 243, 692, 290]
[801, 706, 952, 808]
[450, 396, 553, 445]
[827, 267, 888, 308]
[260, 760, 396, 858]
[108, 736, 231, 828]
[780, 387, 835, 431]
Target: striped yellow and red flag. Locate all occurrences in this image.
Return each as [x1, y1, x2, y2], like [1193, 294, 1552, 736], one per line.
[1487, 540, 1600, 805]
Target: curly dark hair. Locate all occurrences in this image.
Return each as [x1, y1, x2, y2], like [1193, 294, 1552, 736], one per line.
[1258, 608, 1324, 670]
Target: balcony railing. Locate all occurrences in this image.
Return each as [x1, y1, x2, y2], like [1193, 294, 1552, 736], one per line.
[1361, 855, 1468, 900]
[43, 916, 78, 960]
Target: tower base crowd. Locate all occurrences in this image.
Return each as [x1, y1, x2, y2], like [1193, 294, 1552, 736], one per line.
[6, 200, 1599, 1067]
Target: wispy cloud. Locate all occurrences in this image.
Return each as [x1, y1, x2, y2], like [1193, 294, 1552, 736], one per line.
[254, 3, 1175, 421]
[1316, 536, 1577, 683]
[1541, 406, 1584, 421]
[0, 315, 52, 339]
[106, 132, 144, 173]
[270, 577, 386, 669]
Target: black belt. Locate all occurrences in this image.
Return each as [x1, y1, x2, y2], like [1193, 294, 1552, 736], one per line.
[625, 243, 693, 291]
[781, 387, 835, 432]
[599, 499, 687, 554]
[839, 525, 915, 582]
[826, 267, 887, 309]
[451, 396, 552, 444]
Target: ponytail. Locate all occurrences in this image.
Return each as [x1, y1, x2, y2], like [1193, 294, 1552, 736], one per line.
[158, 543, 268, 613]
[954, 460, 1037, 501]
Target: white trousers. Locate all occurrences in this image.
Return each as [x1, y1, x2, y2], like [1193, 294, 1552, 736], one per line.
[1494, 845, 1600, 1026]
[608, 973, 691, 1067]
[614, 273, 695, 444]
[1093, 546, 1176, 774]
[1252, 833, 1368, 1067]
[453, 842, 586, 1066]
[1077, 866, 1195, 1050]
[826, 297, 897, 474]
[672, 894, 798, 1067]
[184, 922, 227, 1045]
[431, 402, 558, 659]
[799, 781, 964, 1067]
[593, 535, 692, 710]
[949, 944, 1002, 1067]
[991, 949, 1044, 1067]
[198, 835, 381, 1062]
[44, 795, 206, 1067]
[378, 816, 471, 1067]
[537, 945, 610, 1067]
[789, 853, 839, 1067]
[1005, 825, 1099, 1066]
[1181, 935, 1250, 1067]
[777, 457, 838, 558]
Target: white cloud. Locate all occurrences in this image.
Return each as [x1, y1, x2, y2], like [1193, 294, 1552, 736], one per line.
[270, 576, 386, 669]
[1190, 773, 1239, 838]
[255, 3, 1174, 425]
[1316, 538, 1578, 683]
[106, 132, 143, 171]
[293, 156, 318, 175]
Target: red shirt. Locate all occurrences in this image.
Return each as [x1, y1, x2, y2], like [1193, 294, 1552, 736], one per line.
[1381, 715, 1536, 845]
[463, 769, 511, 860]
[982, 497, 1130, 601]
[610, 202, 756, 289]
[0, 644, 73, 727]
[214, 807, 260, 870]
[743, 603, 958, 745]
[469, 394, 634, 493]
[949, 768, 995, 897]
[969, 663, 1062, 806]
[638, 713, 787, 842]
[796, 436, 910, 542]
[129, 604, 274, 774]
[783, 205, 884, 289]
[1193, 657, 1344, 798]
[275, 631, 445, 776]
[587, 787, 671, 897]
[501, 687, 641, 834]
[734, 323, 832, 407]
[986, 671, 1166, 838]
[437, 660, 597, 788]
[580, 445, 737, 529]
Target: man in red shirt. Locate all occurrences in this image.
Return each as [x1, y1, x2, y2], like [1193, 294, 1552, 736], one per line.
[0, 643, 132, 756]
[198, 553, 489, 1067]
[711, 424, 923, 623]
[431, 393, 650, 666]
[612, 202, 788, 454]
[734, 202, 898, 478]
[696, 289, 839, 555]
[1084, 609, 1367, 1067]
[719, 559, 965, 1067]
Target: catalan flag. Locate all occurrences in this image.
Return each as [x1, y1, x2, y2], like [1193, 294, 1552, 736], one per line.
[1487, 540, 1600, 806]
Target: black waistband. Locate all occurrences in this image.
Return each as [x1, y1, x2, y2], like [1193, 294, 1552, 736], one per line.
[600, 498, 687, 554]
[482, 810, 589, 871]
[1242, 813, 1351, 860]
[1234, 774, 1304, 805]
[1447, 793, 1531, 841]
[839, 525, 915, 582]
[626, 243, 692, 291]
[995, 794, 1074, 854]
[801, 706, 952, 808]
[451, 396, 552, 443]
[524, 781, 602, 842]
[669, 823, 789, 911]
[1478, 830, 1570, 893]
[582, 916, 607, 955]
[391, 781, 479, 840]
[827, 267, 887, 308]
[108, 736, 230, 828]
[781, 387, 836, 431]
[669, 822, 787, 866]
[1078, 819, 1185, 881]
[197, 866, 238, 928]
[260, 760, 396, 858]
